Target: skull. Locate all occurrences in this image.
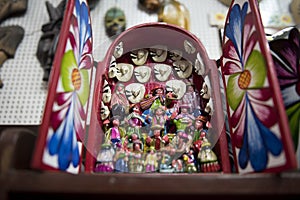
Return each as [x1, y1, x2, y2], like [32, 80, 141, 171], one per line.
[105, 7, 126, 37]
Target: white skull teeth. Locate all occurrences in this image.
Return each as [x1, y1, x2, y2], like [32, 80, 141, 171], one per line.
[102, 79, 112, 103]
[149, 45, 168, 62]
[173, 60, 193, 79]
[154, 64, 172, 82]
[100, 101, 110, 120]
[134, 66, 151, 83]
[184, 39, 195, 54]
[166, 80, 186, 100]
[130, 49, 149, 65]
[114, 41, 123, 58]
[125, 83, 146, 103]
[195, 53, 206, 76]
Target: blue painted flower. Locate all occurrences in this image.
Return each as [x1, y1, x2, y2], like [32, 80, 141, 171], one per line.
[48, 0, 93, 171]
[222, 2, 283, 172]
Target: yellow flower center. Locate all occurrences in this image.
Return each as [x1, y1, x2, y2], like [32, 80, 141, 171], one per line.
[71, 68, 81, 90]
[238, 70, 251, 89]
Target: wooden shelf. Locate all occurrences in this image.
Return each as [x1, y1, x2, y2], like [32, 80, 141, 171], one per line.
[1, 125, 300, 200]
[1, 169, 300, 200]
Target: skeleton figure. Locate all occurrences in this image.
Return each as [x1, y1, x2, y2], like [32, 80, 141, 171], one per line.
[104, 7, 126, 37]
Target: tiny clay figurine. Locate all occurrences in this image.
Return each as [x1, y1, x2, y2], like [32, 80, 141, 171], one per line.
[95, 143, 115, 172]
[104, 7, 126, 37]
[114, 148, 129, 173]
[126, 103, 145, 139]
[183, 149, 197, 173]
[111, 83, 129, 112]
[105, 116, 126, 149]
[144, 147, 158, 172]
[172, 104, 195, 135]
[145, 124, 169, 151]
[198, 137, 221, 172]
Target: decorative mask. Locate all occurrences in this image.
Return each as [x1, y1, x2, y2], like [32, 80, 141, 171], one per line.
[105, 7, 126, 37]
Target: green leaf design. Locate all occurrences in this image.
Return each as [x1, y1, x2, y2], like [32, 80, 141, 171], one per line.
[61, 50, 77, 92]
[245, 50, 266, 89]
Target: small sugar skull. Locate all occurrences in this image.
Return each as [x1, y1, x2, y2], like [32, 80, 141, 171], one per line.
[105, 7, 126, 37]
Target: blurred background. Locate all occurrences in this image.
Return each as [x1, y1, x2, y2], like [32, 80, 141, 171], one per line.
[0, 0, 296, 126]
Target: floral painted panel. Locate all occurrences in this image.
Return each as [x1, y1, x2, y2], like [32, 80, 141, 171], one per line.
[269, 27, 300, 168]
[38, 0, 93, 173]
[221, 0, 296, 173]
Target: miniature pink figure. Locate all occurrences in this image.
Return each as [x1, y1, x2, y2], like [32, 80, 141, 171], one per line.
[111, 83, 129, 111]
[126, 104, 145, 139]
[105, 116, 125, 148]
[145, 148, 158, 172]
[181, 84, 200, 113]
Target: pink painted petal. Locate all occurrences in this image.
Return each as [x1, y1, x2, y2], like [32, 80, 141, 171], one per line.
[231, 96, 246, 128]
[68, 32, 79, 63]
[56, 92, 73, 106]
[223, 60, 243, 75]
[247, 87, 272, 101]
[74, 95, 86, 141]
[250, 98, 278, 127]
[51, 105, 69, 131]
[233, 117, 246, 148]
[81, 39, 92, 58]
[243, 32, 258, 63]
[79, 53, 93, 70]
[74, 112, 85, 141]
[222, 39, 240, 62]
